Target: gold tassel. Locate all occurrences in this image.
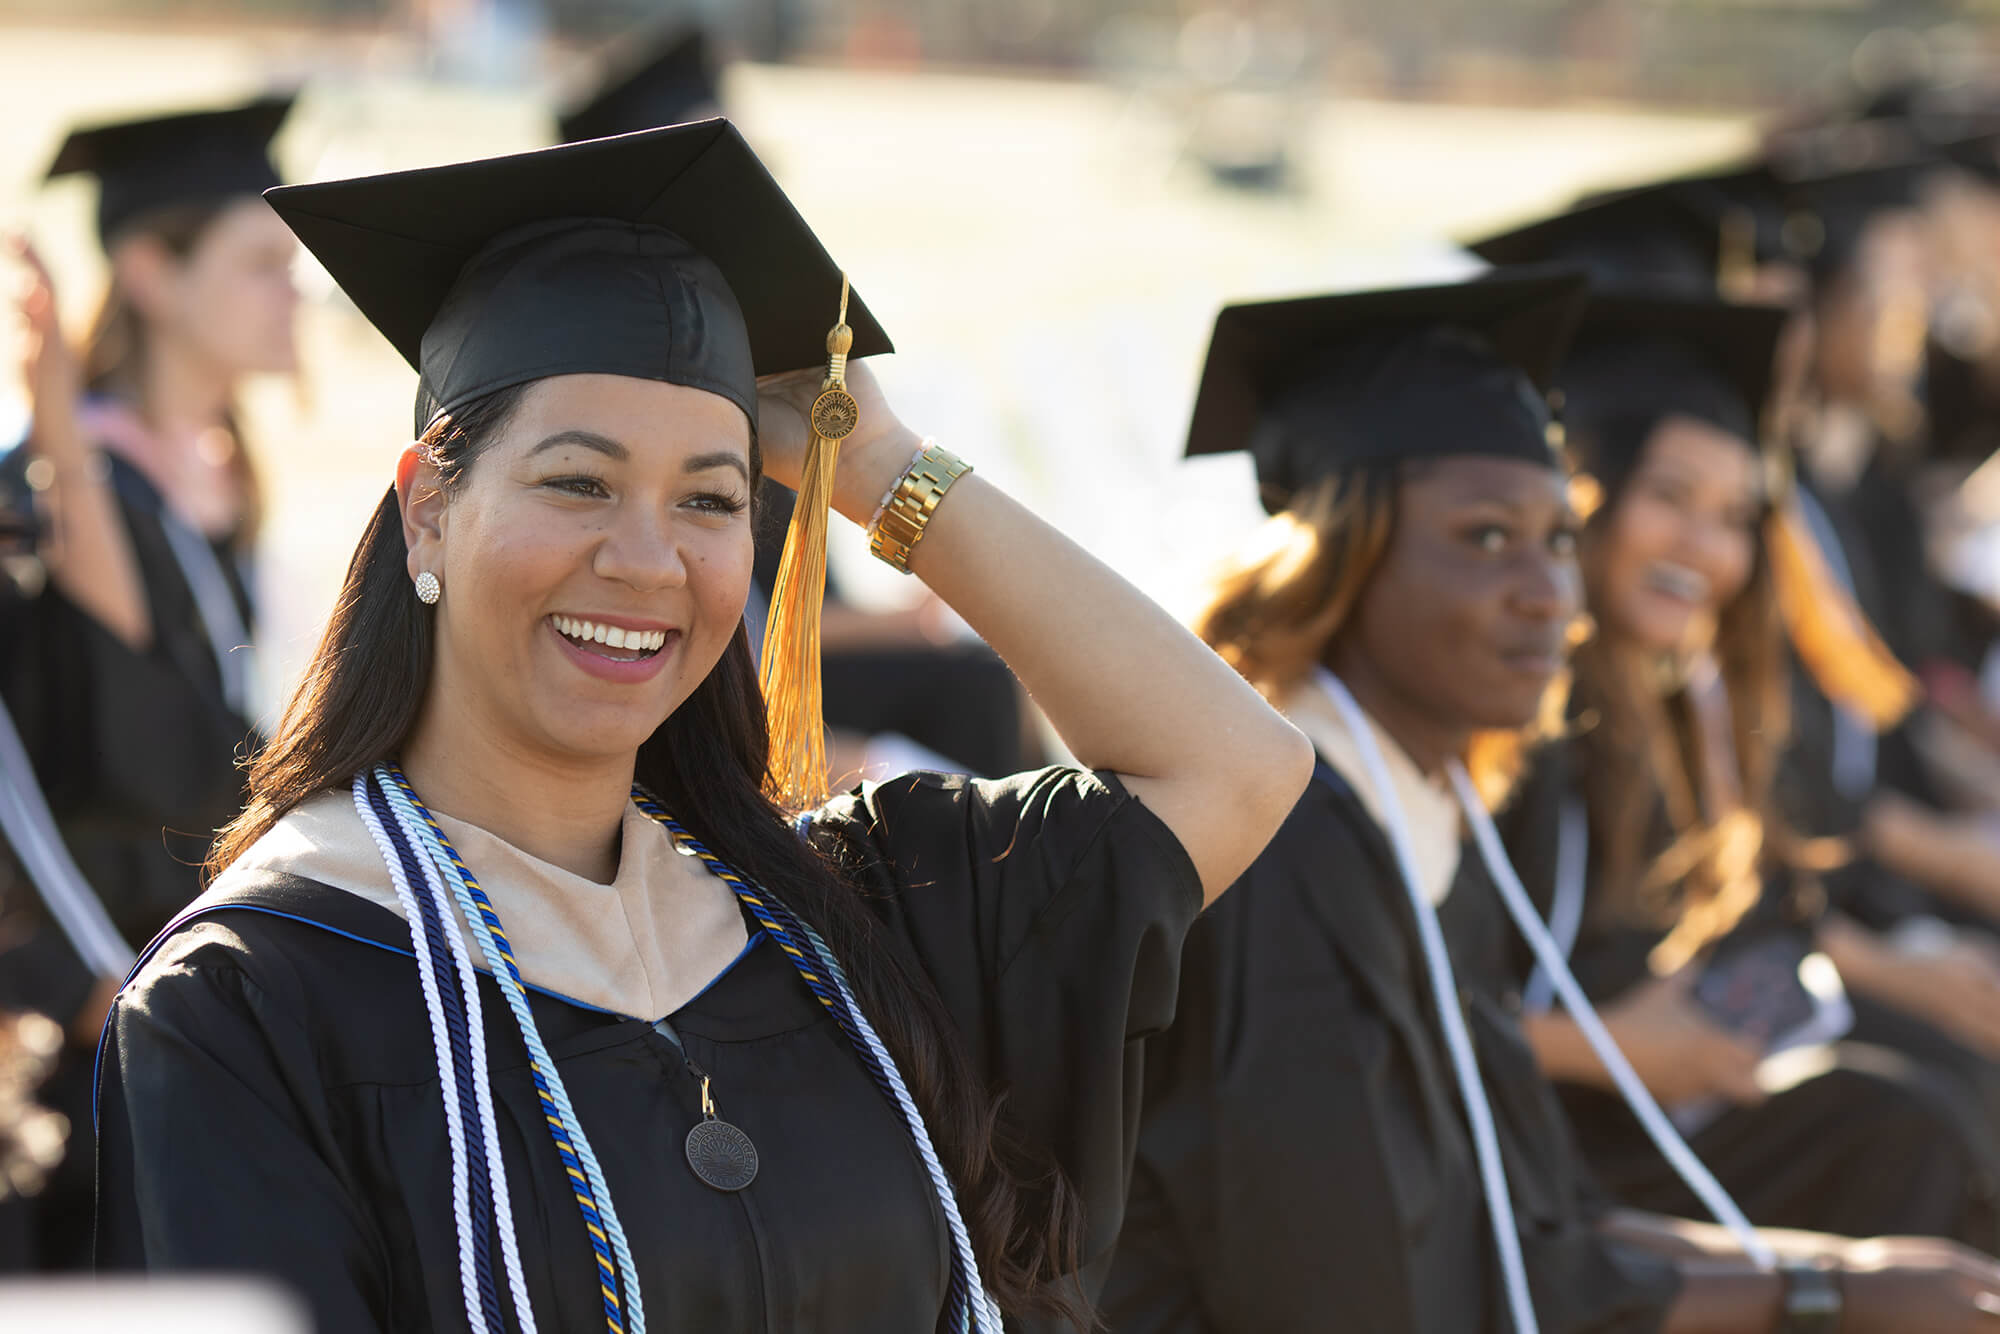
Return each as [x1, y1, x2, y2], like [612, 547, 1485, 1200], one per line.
[1765, 497, 1921, 732]
[1715, 206, 1758, 303]
[759, 276, 859, 811]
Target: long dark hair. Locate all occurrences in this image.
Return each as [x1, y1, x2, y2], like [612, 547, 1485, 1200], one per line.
[1567, 411, 1788, 968]
[84, 200, 265, 549]
[208, 385, 1090, 1324]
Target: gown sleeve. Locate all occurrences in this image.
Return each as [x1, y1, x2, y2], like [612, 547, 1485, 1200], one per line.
[94, 921, 390, 1329]
[807, 766, 1203, 1281]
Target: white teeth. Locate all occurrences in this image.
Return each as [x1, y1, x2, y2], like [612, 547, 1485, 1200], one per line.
[1646, 562, 1709, 601]
[553, 616, 668, 654]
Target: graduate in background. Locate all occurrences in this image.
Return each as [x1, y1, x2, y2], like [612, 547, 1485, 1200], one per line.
[2, 94, 298, 992]
[94, 122, 1311, 1332]
[1476, 165, 2000, 1090]
[552, 21, 723, 143]
[0, 94, 295, 1268]
[1102, 270, 2000, 1334]
[1494, 288, 2000, 1246]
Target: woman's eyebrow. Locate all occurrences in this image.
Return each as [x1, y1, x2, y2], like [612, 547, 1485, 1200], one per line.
[684, 450, 750, 480]
[529, 429, 627, 460]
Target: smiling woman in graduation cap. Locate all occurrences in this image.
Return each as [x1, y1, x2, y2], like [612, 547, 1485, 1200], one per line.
[90, 122, 1312, 1333]
[1100, 271, 2000, 1334]
[1496, 289, 2000, 1249]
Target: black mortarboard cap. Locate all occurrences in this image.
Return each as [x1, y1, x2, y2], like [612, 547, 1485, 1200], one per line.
[1558, 287, 1789, 480]
[557, 26, 722, 144]
[263, 119, 890, 436]
[1940, 127, 2000, 184]
[1775, 154, 1936, 283]
[1186, 268, 1589, 510]
[1467, 165, 1791, 296]
[1924, 337, 2000, 462]
[46, 94, 293, 246]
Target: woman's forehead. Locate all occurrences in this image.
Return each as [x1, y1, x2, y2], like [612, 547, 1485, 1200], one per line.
[509, 374, 753, 454]
[1404, 455, 1565, 504]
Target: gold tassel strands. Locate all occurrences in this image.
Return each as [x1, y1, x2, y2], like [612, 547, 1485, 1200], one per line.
[758, 275, 860, 811]
[1765, 496, 1921, 732]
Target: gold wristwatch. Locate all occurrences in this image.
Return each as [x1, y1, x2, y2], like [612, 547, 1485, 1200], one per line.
[869, 443, 971, 574]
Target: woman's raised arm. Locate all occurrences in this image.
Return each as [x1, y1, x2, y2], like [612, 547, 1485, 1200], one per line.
[758, 362, 1312, 903]
[10, 237, 152, 648]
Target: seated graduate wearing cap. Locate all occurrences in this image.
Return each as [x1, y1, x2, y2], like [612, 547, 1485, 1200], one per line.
[1101, 272, 1682, 1333]
[1099, 273, 2000, 1334]
[0, 93, 295, 1271]
[91, 121, 1313, 1334]
[1474, 172, 2000, 1136]
[1491, 288, 2000, 1253]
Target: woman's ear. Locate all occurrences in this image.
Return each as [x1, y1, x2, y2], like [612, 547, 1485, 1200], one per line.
[396, 446, 447, 583]
[108, 234, 179, 323]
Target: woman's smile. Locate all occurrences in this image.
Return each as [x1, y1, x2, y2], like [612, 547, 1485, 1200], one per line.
[546, 612, 682, 683]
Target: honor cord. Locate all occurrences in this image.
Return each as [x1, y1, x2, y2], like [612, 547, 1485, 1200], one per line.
[1317, 669, 1540, 1334]
[1445, 762, 1775, 1269]
[353, 773, 509, 1334]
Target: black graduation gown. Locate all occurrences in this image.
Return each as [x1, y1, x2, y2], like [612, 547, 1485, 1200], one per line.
[95, 766, 1200, 1332]
[1100, 763, 1682, 1334]
[0, 446, 256, 990]
[1495, 743, 2000, 1247]
[0, 447, 256, 1268]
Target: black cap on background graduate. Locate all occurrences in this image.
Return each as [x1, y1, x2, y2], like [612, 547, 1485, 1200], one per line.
[46, 93, 294, 246]
[1771, 150, 1939, 284]
[557, 25, 722, 144]
[1185, 268, 1589, 512]
[1940, 126, 2000, 185]
[264, 118, 888, 435]
[1467, 166, 1790, 298]
[1558, 288, 1788, 467]
[265, 118, 890, 808]
[1924, 336, 2000, 462]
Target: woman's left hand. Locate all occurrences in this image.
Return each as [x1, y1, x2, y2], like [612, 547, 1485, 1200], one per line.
[755, 359, 922, 524]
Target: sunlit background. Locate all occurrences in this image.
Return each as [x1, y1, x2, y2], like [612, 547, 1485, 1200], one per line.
[1, 0, 1979, 721]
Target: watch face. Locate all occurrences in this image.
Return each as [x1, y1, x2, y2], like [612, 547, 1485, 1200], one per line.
[1782, 1264, 1844, 1330]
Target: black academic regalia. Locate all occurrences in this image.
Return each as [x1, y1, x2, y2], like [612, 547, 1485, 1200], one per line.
[1495, 743, 2000, 1247]
[0, 447, 254, 1269]
[96, 767, 1199, 1332]
[0, 447, 256, 950]
[0, 568, 58, 1273]
[1101, 763, 1682, 1334]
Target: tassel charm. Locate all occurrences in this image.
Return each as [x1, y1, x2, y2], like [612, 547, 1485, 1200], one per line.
[759, 276, 858, 810]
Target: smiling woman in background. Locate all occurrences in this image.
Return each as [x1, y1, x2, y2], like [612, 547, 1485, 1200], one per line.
[1500, 288, 2000, 1249]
